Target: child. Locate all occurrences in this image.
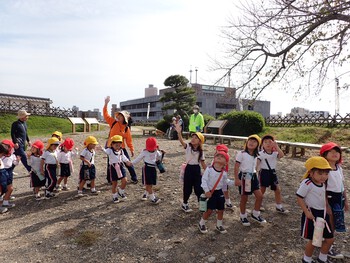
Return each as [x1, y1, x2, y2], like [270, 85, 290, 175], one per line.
[175, 124, 206, 212]
[320, 142, 348, 260]
[78, 136, 99, 197]
[56, 138, 77, 191]
[132, 137, 163, 204]
[1, 139, 20, 208]
[215, 144, 234, 209]
[296, 156, 334, 263]
[103, 135, 132, 203]
[199, 151, 230, 234]
[257, 135, 287, 213]
[41, 137, 60, 198]
[234, 134, 266, 226]
[0, 143, 9, 213]
[52, 131, 62, 142]
[28, 140, 45, 200]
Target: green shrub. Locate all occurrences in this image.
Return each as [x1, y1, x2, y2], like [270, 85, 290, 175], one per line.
[203, 114, 215, 126]
[156, 119, 169, 132]
[219, 110, 265, 136]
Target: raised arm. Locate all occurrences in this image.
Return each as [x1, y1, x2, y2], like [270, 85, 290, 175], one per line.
[175, 123, 186, 148]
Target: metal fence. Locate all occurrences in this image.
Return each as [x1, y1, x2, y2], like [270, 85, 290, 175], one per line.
[265, 113, 350, 127]
[0, 101, 77, 118]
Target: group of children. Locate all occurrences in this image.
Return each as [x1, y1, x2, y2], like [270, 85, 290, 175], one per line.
[0, 125, 348, 262]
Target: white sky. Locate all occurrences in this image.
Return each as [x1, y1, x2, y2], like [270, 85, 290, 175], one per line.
[0, 0, 349, 116]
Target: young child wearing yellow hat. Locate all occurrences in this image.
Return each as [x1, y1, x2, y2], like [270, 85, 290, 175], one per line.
[103, 135, 132, 203]
[296, 156, 334, 263]
[234, 134, 266, 226]
[77, 136, 99, 197]
[175, 123, 207, 212]
[40, 137, 60, 198]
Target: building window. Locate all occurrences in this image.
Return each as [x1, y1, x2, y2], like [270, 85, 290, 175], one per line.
[216, 103, 235, 109]
[248, 105, 254, 110]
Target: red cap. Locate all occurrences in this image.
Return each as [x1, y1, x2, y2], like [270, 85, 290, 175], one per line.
[215, 151, 230, 163]
[32, 140, 44, 155]
[1, 139, 14, 156]
[320, 142, 342, 164]
[61, 138, 75, 151]
[216, 144, 228, 153]
[146, 137, 158, 151]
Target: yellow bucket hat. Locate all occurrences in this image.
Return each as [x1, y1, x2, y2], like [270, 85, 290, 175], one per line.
[247, 134, 261, 146]
[193, 132, 205, 144]
[84, 136, 98, 147]
[46, 137, 60, 150]
[302, 156, 332, 179]
[110, 135, 123, 143]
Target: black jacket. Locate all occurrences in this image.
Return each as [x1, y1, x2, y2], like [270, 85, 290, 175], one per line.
[11, 119, 29, 147]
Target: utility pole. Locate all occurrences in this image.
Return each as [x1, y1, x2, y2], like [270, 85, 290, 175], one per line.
[335, 78, 340, 115]
[195, 67, 198, 83]
[189, 67, 193, 84]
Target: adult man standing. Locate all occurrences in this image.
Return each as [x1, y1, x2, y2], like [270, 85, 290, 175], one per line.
[189, 105, 204, 133]
[11, 109, 31, 172]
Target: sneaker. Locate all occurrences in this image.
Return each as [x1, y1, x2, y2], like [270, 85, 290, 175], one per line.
[182, 204, 193, 213]
[10, 196, 15, 200]
[131, 179, 138, 184]
[216, 225, 227, 234]
[76, 192, 84, 197]
[118, 193, 127, 201]
[45, 192, 56, 199]
[0, 196, 3, 201]
[259, 206, 266, 212]
[276, 207, 289, 214]
[113, 197, 120, 203]
[151, 197, 161, 204]
[2, 203, 15, 208]
[141, 194, 148, 201]
[328, 247, 344, 259]
[90, 190, 100, 195]
[240, 217, 251, 226]
[0, 206, 8, 214]
[225, 203, 234, 210]
[316, 258, 332, 263]
[251, 214, 267, 224]
[198, 223, 208, 234]
[302, 259, 316, 263]
[35, 195, 43, 200]
[62, 186, 70, 191]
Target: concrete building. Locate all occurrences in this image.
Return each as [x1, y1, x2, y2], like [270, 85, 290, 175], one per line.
[120, 83, 271, 122]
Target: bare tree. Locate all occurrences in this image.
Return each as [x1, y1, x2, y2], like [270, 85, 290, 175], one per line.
[215, 0, 350, 99]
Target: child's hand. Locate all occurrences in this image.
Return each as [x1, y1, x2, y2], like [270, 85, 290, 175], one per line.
[235, 179, 242, 186]
[95, 145, 103, 151]
[205, 192, 212, 198]
[125, 161, 132, 167]
[305, 210, 315, 220]
[16, 156, 21, 162]
[174, 123, 182, 133]
[105, 96, 110, 105]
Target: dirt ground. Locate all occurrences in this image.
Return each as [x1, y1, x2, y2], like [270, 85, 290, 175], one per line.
[0, 130, 349, 263]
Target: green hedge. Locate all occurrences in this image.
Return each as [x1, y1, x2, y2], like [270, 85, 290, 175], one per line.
[219, 110, 265, 136]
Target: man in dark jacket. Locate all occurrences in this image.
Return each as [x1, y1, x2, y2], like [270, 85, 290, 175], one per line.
[11, 109, 31, 172]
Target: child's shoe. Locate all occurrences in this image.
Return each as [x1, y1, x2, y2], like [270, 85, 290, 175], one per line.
[113, 197, 120, 203]
[90, 189, 100, 195]
[54, 185, 62, 192]
[181, 203, 192, 213]
[118, 193, 127, 201]
[198, 223, 208, 234]
[216, 225, 227, 234]
[45, 191, 56, 199]
[2, 202, 15, 208]
[225, 203, 234, 210]
[62, 186, 70, 191]
[77, 191, 84, 197]
[327, 246, 344, 259]
[141, 194, 148, 201]
[240, 217, 251, 226]
[251, 214, 267, 224]
[0, 206, 8, 214]
[151, 197, 161, 204]
[276, 207, 289, 214]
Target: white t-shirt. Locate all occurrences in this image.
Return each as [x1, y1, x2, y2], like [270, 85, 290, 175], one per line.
[132, 150, 162, 165]
[103, 148, 130, 165]
[235, 150, 257, 173]
[296, 178, 326, 210]
[57, 150, 77, 164]
[258, 150, 278, 169]
[1, 154, 19, 168]
[29, 155, 41, 174]
[201, 166, 228, 193]
[184, 143, 205, 165]
[80, 148, 95, 165]
[41, 150, 58, 165]
[326, 165, 345, 193]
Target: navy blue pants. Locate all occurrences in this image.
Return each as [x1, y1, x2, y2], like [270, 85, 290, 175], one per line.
[15, 146, 31, 172]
